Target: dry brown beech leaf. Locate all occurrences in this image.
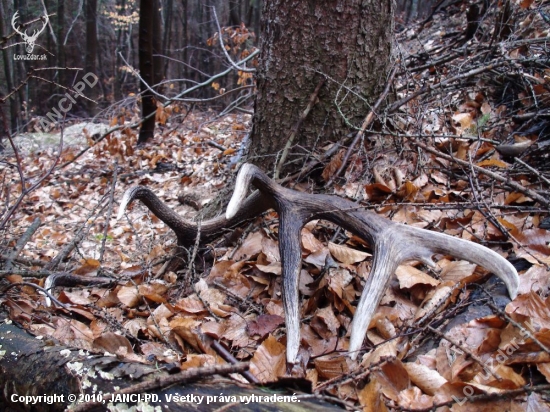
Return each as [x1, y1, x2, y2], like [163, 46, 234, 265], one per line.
[395, 264, 439, 289]
[249, 335, 286, 383]
[328, 241, 371, 264]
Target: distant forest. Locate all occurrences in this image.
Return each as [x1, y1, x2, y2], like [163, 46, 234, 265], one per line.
[0, 0, 437, 134]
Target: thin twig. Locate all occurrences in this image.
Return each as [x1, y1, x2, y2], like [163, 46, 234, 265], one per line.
[485, 300, 550, 354]
[1, 282, 68, 308]
[0, 106, 66, 230]
[99, 162, 119, 263]
[61, 50, 259, 169]
[315, 357, 391, 392]
[210, 340, 260, 384]
[514, 158, 550, 186]
[211, 6, 256, 73]
[427, 325, 503, 381]
[44, 200, 106, 270]
[388, 59, 506, 113]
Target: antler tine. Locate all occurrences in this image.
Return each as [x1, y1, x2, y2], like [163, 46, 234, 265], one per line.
[228, 164, 305, 362]
[408, 226, 519, 298]
[227, 163, 257, 220]
[278, 214, 304, 363]
[348, 233, 404, 360]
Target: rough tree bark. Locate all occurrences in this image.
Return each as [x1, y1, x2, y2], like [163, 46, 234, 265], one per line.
[248, 0, 393, 175]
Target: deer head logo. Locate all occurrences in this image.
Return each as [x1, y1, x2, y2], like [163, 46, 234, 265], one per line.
[11, 11, 49, 54]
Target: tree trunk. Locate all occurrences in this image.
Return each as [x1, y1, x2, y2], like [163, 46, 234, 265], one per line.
[114, 0, 127, 102]
[228, 0, 242, 26]
[162, 0, 173, 79]
[0, 0, 18, 134]
[85, 0, 98, 116]
[57, 0, 66, 90]
[152, 0, 163, 97]
[248, 0, 393, 175]
[181, 0, 189, 81]
[137, 0, 157, 144]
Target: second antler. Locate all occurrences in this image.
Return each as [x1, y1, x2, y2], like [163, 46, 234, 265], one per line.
[119, 163, 519, 364]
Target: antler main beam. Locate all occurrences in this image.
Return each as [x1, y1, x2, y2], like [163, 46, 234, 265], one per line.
[117, 185, 272, 247]
[119, 164, 519, 364]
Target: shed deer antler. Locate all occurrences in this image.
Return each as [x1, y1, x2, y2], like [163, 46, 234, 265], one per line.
[227, 164, 518, 362]
[12, 11, 49, 54]
[118, 163, 519, 364]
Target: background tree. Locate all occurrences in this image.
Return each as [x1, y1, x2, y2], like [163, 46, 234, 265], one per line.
[137, 0, 160, 144]
[85, 0, 98, 116]
[248, 0, 393, 175]
[0, 1, 18, 134]
[57, 0, 66, 89]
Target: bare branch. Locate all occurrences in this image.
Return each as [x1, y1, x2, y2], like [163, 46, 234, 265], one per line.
[211, 6, 256, 73]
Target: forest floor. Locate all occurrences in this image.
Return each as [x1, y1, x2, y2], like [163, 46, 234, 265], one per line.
[1, 2, 550, 411]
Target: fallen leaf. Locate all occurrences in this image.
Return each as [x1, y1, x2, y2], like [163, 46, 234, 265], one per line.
[537, 363, 550, 383]
[93, 332, 133, 356]
[404, 362, 447, 395]
[322, 150, 344, 182]
[520, 0, 534, 9]
[310, 306, 340, 340]
[302, 228, 325, 253]
[518, 265, 550, 295]
[233, 231, 264, 261]
[170, 316, 208, 353]
[255, 263, 282, 275]
[328, 242, 370, 264]
[397, 387, 433, 409]
[314, 354, 350, 379]
[249, 335, 286, 383]
[506, 292, 550, 330]
[476, 159, 509, 169]
[138, 282, 168, 303]
[117, 285, 141, 307]
[452, 112, 474, 131]
[439, 260, 477, 283]
[247, 314, 284, 337]
[181, 354, 216, 370]
[415, 281, 455, 321]
[395, 265, 439, 289]
[358, 377, 389, 412]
